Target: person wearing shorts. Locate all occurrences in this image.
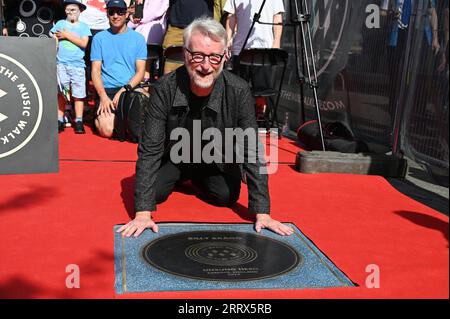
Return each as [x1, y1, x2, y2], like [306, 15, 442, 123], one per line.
[51, 0, 91, 133]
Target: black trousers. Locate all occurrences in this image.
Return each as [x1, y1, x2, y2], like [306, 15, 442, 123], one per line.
[155, 161, 241, 207]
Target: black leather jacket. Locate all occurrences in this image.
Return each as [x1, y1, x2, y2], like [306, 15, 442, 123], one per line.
[134, 66, 270, 214]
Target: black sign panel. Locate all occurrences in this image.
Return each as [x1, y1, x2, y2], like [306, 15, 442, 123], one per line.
[142, 231, 301, 281]
[0, 36, 58, 174]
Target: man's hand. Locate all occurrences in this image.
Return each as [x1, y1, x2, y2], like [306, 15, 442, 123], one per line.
[96, 94, 114, 115]
[255, 214, 294, 236]
[112, 87, 126, 109]
[2, 27, 8, 36]
[116, 211, 159, 237]
[55, 29, 70, 40]
[128, 13, 142, 25]
[437, 51, 447, 73]
[432, 37, 441, 54]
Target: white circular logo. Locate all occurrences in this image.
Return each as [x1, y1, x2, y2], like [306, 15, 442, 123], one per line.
[0, 53, 43, 158]
[16, 19, 27, 33]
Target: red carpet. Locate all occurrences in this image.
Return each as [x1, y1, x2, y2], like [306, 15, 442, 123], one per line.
[0, 129, 448, 299]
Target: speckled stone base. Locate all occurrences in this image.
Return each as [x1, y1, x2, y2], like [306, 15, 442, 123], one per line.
[114, 223, 354, 294]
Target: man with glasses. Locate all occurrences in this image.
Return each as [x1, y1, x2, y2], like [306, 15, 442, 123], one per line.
[117, 17, 294, 238]
[90, 0, 147, 138]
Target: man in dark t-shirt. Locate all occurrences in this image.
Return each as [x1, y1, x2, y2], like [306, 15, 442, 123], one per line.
[162, 0, 213, 74]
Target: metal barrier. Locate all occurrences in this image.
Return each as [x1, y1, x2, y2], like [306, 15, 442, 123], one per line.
[279, 0, 449, 185]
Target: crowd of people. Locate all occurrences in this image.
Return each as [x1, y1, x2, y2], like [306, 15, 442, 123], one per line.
[1, 0, 285, 135]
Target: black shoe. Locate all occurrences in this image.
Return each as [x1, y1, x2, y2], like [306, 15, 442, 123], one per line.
[74, 121, 85, 134]
[58, 121, 65, 133]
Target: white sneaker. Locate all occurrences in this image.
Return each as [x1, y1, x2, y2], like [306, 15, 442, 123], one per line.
[63, 112, 72, 127]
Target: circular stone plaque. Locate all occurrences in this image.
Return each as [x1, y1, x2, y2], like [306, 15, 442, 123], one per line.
[142, 231, 302, 281]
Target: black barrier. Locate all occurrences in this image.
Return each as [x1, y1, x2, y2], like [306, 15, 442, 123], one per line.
[0, 36, 58, 174]
[279, 0, 449, 185]
[399, 0, 449, 186]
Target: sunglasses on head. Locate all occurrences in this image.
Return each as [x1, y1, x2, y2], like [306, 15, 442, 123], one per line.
[107, 8, 127, 16]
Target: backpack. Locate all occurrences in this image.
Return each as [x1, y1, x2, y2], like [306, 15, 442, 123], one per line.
[114, 84, 150, 143]
[296, 120, 370, 153]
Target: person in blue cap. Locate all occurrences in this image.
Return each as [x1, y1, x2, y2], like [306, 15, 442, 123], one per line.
[51, 0, 92, 134]
[90, 0, 147, 138]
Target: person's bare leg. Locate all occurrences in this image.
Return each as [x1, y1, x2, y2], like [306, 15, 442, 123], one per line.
[95, 113, 115, 138]
[58, 93, 66, 119]
[73, 98, 86, 134]
[57, 93, 66, 132]
[74, 98, 84, 119]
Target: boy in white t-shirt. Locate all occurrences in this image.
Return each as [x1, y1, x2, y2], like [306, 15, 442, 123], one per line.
[224, 0, 284, 56]
[224, 0, 284, 120]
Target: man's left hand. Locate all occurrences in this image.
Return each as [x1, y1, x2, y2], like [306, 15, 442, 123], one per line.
[255, 214, 294, 236]
[432, 38, 441, 54]
[112, 87, 126, 109]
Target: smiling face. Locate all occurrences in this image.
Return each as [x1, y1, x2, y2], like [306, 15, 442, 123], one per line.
[184, 31, 227, 96]
[107, 7, 129, 31]
[65, 4, 81, 23]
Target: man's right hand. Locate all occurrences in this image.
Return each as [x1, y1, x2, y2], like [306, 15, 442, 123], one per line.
[116, 211, 159, 237]
[97, 95, 114, 115]
[132, 17, 142, 24]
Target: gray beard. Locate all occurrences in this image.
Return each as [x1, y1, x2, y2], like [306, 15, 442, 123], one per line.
[190, 64, 223, 89]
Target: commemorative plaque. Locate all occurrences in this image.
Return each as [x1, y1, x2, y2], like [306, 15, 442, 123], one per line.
[142, 231, 302, 281]
[0, 36, 58, 174]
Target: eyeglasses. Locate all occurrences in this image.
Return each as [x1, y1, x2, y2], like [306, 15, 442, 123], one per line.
[107, 8, 127, 16]
[185, 48, 225, 65]
[65, 8, 80, 13]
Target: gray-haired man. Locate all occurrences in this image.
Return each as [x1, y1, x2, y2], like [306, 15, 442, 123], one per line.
[117, 17, 294, 238]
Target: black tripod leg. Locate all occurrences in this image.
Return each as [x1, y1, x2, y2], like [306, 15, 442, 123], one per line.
[239, 0, 267, 56]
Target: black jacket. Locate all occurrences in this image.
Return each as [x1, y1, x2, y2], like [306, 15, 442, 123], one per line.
[134, 66, 270, 214]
